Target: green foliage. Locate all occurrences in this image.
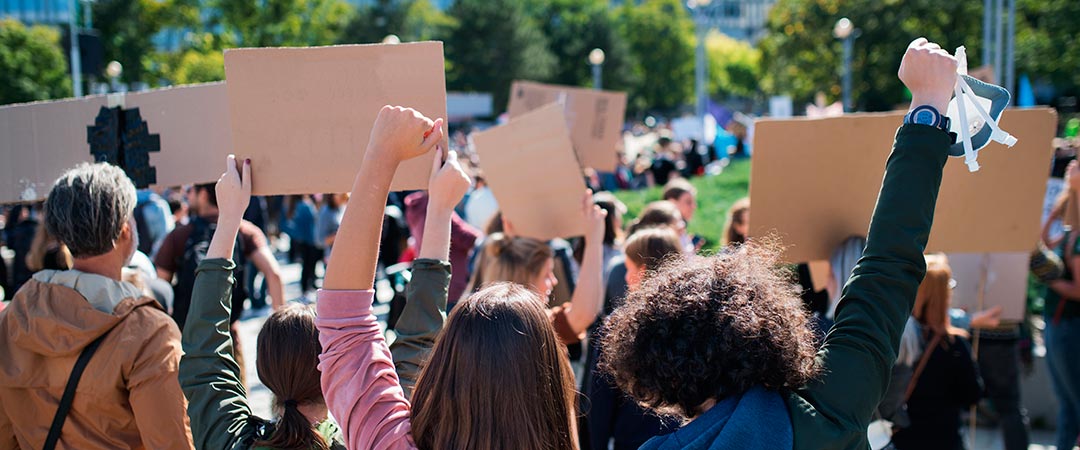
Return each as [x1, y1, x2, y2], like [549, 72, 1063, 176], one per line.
[759, 0, 982, 112]
[0, 19, 72, 105]
[614, 159, 751, 251]
[339, 0, 453, 44]
[1014, 0, 1080, 99]
[444, 0, 555, 113]
[161, 49, 225, 84]
[211, 0, 353, 48]
[706, 31, 762, 99]
[92, 0, 200, 85]
[525, 0, 636, 92]
[615, 0, 695, 115]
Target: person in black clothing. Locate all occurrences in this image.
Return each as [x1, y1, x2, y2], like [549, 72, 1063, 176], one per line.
[892, 255, 983, 450]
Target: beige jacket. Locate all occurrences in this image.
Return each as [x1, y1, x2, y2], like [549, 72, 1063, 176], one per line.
[0, 270, 194, 449]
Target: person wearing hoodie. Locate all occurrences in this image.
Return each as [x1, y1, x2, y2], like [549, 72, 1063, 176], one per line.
[0, 163, 193, 449]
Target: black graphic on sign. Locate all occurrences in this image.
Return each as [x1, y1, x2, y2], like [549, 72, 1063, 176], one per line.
[87, 106, 160, 188]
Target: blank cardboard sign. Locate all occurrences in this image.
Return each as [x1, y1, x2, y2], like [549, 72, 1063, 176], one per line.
[0, 95, 106, 203]
[224, 42, 447, 195]
[126, 82, 230, 189]
[507, 81, 626, 172]
[946, 252, 1029, 321]
[473, 103, 588, 241]
[750, 108, 1057, 264]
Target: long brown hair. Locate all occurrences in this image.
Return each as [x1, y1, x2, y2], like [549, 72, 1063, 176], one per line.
[254, 305, 329, 450]
[722, 197, 751, 246]
[410, 283, 578, 450]
[627, 201, 683, 236]
[913, 255, 967, 342]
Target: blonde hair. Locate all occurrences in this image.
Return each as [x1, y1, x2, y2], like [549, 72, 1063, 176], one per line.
[624, 227, 682, 270]
[722, 197, 751, 246]
[466, 233, 553, 295]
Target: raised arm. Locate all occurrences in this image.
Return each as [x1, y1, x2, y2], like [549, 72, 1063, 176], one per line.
[317, 106, 443, 450]
[179, 155, 256, 450]
[392, 148, 471, 398]
[562, 193, 608, 335]
[790, 38, 957, 446]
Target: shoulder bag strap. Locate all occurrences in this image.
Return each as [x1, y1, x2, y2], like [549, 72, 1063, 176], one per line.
[903, 332, 945, 404]
[42, 329, 112, 450]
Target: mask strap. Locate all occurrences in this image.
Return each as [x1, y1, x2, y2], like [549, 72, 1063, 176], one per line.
[956, 76, 1018, 147]
[955, 80, 979, 172]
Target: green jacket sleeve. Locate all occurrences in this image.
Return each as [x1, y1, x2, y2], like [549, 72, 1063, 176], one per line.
[788, 124, 951, 449]
[179, 258, 259, 450]
[390, 258, 450, 399]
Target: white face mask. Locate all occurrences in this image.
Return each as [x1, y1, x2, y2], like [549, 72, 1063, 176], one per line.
[946, 46, 1018, 172]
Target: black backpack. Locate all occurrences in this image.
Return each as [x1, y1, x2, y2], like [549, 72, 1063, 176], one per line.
[171, 216, 247, 330]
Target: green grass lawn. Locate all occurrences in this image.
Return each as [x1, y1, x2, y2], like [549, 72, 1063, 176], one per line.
[614, 159, 751, 252]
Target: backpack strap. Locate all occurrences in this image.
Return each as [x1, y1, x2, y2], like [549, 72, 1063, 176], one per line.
[43, 330, 110, 450]
[903, 332, 945, 403]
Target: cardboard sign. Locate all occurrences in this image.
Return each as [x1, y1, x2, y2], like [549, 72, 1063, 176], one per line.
[507, 81, 626, 172]
[0, 83, 233, 204]
[0, 95, 106, 203]
[749, 108, 1057, 263]
[472, 103, 588, 240]
[125, 82, 230, 189]
[946, 252, 1029, 321]
[224, 42, 447, 195]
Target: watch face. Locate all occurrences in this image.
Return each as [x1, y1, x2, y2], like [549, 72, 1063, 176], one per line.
[914, 109, 937, 126]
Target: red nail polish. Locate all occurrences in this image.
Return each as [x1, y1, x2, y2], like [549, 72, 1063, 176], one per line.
[424, 129, 433, 139]
[245, 158, 251, 165]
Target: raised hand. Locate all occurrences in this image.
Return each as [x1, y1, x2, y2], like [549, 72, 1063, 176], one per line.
[427, 147, 472, 214]
[582, 190, 608, 244]
[898, 37, 959, 114]
[215, 154, 251, 222]
[366, 105, 444, 165]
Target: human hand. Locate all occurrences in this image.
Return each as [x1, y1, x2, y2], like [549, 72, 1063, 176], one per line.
[366, 105, 444, 164]
[215, 154, 251, 224]
[583, 191, 608, 244]
[427, 147, 472, 215]
[899, 38, 958, 114]
[970, 305, 1003, 330]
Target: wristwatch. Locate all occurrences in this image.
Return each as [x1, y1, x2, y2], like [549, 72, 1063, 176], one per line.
[904, 105, 957, 143]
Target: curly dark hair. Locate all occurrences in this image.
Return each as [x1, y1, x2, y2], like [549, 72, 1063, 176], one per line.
[599, 242, 821, 419]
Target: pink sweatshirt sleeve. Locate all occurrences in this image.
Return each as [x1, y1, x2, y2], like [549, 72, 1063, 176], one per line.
[316, 289, 418, 450]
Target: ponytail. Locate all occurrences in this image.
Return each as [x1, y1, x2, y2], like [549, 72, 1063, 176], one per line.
[254, 399, 329, 450]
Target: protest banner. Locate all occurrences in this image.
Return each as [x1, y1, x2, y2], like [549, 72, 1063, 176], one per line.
[946, 252, 1029, 321]
[507, 80, 626, 172]
[750, 108, 1057, 264]
[472, 103, 588, 241]
[0, 83, 228, 204]
[224, 41, 447, 195]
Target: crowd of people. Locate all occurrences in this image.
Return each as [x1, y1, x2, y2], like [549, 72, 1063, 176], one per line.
[0, 39, 1077, 450]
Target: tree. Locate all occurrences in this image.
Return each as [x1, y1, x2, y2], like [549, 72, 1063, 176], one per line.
[0, 19, 72, 105]
[706, 31, 762, 99]
[339, 0, 453, 44]
[92, 0, 199, 85]
[615, 0, 695, 114]
[524, 0, 636, 92]
[444, 0, 555, 113]
[162, 48, 225, 84]
[1015, 0, 1080, 100]
[758, 0, 982, 112]
[211, 0, 353, 48]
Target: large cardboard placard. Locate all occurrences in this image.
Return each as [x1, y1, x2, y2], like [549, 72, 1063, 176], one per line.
[126, 82, 230, 189]
[224, 42, 447, 195]
[472, 103, 588, 241]
[0, 83, 233, 204]
[946, 252, 1029, 321]
[750, 108, 1057, 263]
[0, 96, 106, 203]
[507, 81, 626, 172]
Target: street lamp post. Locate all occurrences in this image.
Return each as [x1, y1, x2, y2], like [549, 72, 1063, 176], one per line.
[588, 48, 605, 90]
[833, 17, 857, 113]
[689, 0, 713, 120]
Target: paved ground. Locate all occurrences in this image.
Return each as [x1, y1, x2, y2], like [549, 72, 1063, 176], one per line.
[238, 260, 1070, 449]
